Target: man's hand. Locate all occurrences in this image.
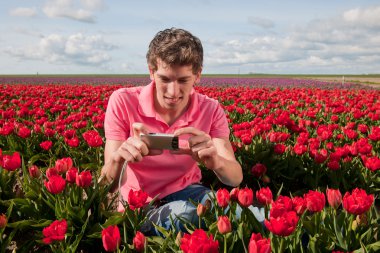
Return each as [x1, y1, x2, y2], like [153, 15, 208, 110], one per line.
[173, 127, 220, 170]
[113, 123, 162, 163]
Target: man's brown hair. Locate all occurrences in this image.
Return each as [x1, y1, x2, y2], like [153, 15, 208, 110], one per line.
[146, 28, 203, 74]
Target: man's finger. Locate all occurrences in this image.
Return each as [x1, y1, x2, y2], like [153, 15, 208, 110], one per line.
[132, 122, 149, 138]
[170, 147, 192, 155]
[148, 149, 164, 156]
[174, 127, 204, 137]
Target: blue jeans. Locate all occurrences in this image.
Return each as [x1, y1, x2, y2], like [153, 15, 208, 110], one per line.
[140, 184, 265, 236]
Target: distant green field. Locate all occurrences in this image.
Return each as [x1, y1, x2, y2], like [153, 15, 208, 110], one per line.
[0, 73, 379, 78]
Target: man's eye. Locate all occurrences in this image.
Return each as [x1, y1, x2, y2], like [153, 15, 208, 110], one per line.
[178, 79, 189, 84]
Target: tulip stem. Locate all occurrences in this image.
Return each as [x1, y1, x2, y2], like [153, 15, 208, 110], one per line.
[279, 236, 286, 253]
[223, 234, 227, 253]
[123, 221, 127, 244]
[347, 214, 355, 249]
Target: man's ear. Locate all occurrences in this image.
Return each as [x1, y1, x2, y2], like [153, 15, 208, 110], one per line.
[194, 69, 202, 84]
[148, 67, 155, 81]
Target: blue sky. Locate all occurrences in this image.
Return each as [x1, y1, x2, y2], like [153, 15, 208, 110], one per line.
[1, 0, 379, 75]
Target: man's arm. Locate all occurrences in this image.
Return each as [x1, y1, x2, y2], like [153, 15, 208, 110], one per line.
[100, 123, 160, 192]
[101, 139, 125, 193]
[173, 127, 243, 187]
[211, 137, 243, 187]
[100, 124, 147, 192]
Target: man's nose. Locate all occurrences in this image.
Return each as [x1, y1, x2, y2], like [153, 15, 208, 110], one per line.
[167, 81, 180, 96]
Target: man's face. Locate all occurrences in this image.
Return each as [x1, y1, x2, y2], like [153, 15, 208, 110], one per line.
[149, 59, 201, 113]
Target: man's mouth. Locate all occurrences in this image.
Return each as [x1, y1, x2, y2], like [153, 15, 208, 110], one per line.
[164, 97, 181, 103]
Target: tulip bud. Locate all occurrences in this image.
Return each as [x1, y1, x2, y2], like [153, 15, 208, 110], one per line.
[251, 163, 267, 178]
[217, 215, 232, 234]
[326, 188, 342, 209]
[102, 225, 121, 252]
[133, 231, 146, 252]
[262, 175, 271, 184]
[197, 203, 207, 217]
[175, 231, 183, 246]
[238, 187, 254, 207]
[230, 188, 239, 202]
[204, 199, 212, 210]
[0, 214, 7, 229]
[356, 213, 368, 226]
[28, 165, 41, 178]
[65, 167, 78, 184]
[256, 187, 273, 206]
[76, 170, 92, 188]
[216, 188, 230, 208]
[55, 157, 73, 174]
[351, 220, 358, 231]
[46, 167, 58, 179]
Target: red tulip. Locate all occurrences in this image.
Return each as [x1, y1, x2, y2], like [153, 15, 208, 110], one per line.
[128, 189, 148, 210]
[362, 156, 380, 172]
[28, 165, 41, 178]
[292, 196, 306, 215]
[65, 136, 80, 147]
[102, 225, 121, 252]
[216, 188, 230, 208]
[342, 188, 374, 215]
[368, 126, 380, 141]
[0, 213, 7, 229]
[42, 219, 67, 244]
[76, 170, 92, 188]
[248, 232, 271, 253]
[238, 187, 254, 208]
[217, 215, 232, 234]
[256, 187, 273, 206]
[304, 190, 325, 212]
[1, 152, 21, 171]
[133, 231, 146, 252]
[326, 188, 342, 209]
[270, 196, 293, 217]
[180, 229, 219, 253]
[274, 143, 286, 154]
[44, 175, 66, 194]
[293, 144, 307, 155]
[230, 187, 240, 201]
[65, 167, 78, 184]
[82, 130, 103, 147]
[55, 157, 73, 174]
[264, 211, 299, 237]
[40, 140, 53, 151]
[46, 167, 58, 179]
[17, 126, 31, 138]
[251, 163, 267, 178]
[327, 160, 340, 171]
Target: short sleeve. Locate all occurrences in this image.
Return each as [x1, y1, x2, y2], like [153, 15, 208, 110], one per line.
[210, 103, 230, 138]
[104, 89, 130, 140]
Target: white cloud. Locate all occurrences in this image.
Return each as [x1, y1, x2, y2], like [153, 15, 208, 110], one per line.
[42, 0, 105, 23]
[80, 0, 104, 10]
[343, 6, 380, 28]
[4, 33, 116, 66]
[205, 5, 380, 74]
[248, 16, 274, 29]
[9, 7, 37, 17]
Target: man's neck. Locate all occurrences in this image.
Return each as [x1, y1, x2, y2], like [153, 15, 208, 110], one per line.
[155, 101, 190, 126]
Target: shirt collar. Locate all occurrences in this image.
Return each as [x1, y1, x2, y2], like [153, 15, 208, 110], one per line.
[137, 81, 200, 125]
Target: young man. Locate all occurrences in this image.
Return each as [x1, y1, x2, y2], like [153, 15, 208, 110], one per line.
[101, 28, 243, 235]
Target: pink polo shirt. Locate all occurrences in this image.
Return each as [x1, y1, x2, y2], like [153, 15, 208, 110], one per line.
[104, 81, 229, 208]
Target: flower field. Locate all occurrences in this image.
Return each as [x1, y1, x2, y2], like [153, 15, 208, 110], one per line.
[0, 77, 379, 252]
